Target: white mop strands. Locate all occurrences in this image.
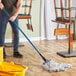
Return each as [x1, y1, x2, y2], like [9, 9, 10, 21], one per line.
[42, 60, 72, 72]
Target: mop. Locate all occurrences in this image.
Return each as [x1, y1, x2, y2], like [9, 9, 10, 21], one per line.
[2, 8, 72, 72]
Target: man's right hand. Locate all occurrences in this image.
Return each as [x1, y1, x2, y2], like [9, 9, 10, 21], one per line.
[0, 3, 4, 10]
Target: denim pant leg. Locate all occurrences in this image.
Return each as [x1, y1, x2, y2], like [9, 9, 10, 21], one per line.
[9, 18, 19, 52]
[0, 15, 9, 46]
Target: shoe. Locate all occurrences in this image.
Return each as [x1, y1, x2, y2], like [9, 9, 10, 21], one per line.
[3, 47, 7, 59]
[13, 52, 23, 58]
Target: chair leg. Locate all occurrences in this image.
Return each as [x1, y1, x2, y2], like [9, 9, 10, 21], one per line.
[56, 23, 59, 40]
[27, 19, 33, 32]
[68, 24, 73, 54]
[65, 24, 68, 37]
[73, 23, 76, 40]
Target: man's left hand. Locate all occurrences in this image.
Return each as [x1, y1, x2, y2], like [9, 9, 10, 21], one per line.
[9, 15, 17, 22]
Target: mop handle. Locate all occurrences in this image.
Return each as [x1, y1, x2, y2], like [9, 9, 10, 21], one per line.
[2, 8, 46, 62]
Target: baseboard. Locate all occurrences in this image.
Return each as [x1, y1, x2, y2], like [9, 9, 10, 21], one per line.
[5, 36, 68, 43]
[5, 37, 41, 43]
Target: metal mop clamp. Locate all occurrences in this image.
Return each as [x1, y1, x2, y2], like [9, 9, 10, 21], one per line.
[2, 8, 72, 72]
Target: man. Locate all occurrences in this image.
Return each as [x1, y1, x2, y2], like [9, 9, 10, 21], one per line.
[0, 0, 23, 58]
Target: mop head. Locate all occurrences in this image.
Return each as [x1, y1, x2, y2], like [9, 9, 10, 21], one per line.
[42, 60, 72, 72]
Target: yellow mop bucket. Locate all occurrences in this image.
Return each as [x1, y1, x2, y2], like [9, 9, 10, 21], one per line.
[0, 62, 28, 76]
[0, 47, 3, 62]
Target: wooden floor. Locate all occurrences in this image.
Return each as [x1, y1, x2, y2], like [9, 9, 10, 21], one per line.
[4, 39, 76, 76]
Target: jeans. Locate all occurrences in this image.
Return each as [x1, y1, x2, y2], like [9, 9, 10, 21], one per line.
[0, 14, 19, 52]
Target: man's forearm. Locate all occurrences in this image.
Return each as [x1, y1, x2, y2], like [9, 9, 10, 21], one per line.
[13, 0, 22, 16]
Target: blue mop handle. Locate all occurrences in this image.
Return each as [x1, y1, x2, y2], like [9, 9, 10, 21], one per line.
[2, 8, 47, 62]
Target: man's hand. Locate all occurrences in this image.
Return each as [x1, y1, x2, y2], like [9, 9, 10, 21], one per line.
[9, 0, 22, 22]
[9, 15, 17, 22]
[0, 3, 4, 10]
